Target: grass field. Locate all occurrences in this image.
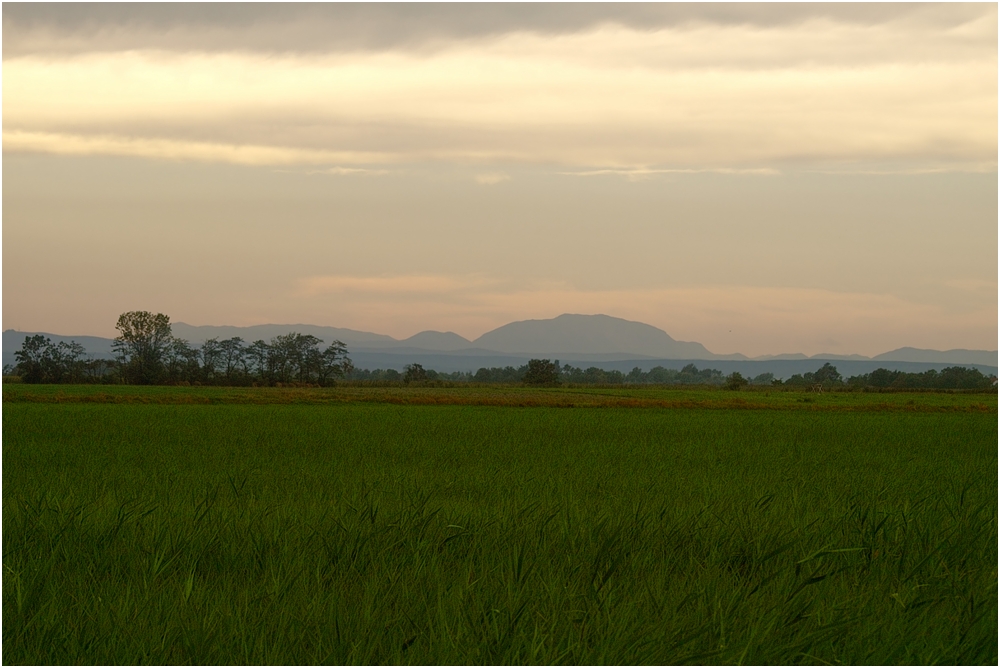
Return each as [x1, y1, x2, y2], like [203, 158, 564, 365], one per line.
[3, 386, 997, 664]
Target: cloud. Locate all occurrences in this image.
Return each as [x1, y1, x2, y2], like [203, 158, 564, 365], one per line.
[6, 4, 989, 57]
[308, 166, 390, 176]
[805, 165, 1000, 175]
[475, 172, 509, 185]
[3, 12, 995, 172]
[559, 167, 781, 180]
[2, 130, 392, 166]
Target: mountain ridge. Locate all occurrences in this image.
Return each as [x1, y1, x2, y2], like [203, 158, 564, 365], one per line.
[470, 314, 714, 358]
[4, 313, 996, 368]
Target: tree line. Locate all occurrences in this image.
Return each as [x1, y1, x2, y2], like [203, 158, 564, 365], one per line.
[843, 365, 995, 390]
[12, 311, 352, 386]
[8, 312, 996, 390]
[342, 362, 733, 386]
[725, 362, 995, 391]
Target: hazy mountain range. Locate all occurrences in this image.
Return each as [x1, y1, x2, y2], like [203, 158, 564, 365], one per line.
[171, 314, 716, 359]
[3, 314, 997, 376]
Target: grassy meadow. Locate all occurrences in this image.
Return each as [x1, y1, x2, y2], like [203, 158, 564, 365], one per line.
[3, 386, 997, 664]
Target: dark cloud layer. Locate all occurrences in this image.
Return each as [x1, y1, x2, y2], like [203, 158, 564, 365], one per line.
[4, 2, 987, 57]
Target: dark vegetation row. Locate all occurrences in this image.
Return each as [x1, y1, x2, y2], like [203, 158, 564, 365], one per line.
[6, 311, 996, 390]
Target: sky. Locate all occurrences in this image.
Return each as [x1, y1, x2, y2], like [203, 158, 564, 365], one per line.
[2, 3, 997, 357]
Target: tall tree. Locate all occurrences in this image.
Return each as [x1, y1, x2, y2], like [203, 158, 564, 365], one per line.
[113, 311, 172, 384]
[219, 337, 247, 382]
[813, 363, 842, 385]
[164, 338, 200, 384]
[268, 333, 323, 383]
[14, 335, 54, 383]
[14, 336, 88, 383]
[200, 338, 223, 382]
[246, 340, 272, 384]
[319, 341, 352, 385]
[523, 359, 560, 386]
[50, 341, 87, 383]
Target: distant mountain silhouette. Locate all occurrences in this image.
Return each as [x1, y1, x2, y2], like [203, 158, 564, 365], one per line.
[4, 317, 996, 371]
[170, 322, 396, 346]
[872, 347, 998, 366]
[2, 330, 116, 360]
[400, 331, 472, 351]
[472, 314, 714, 358]
[177, 315, 715, 358]
[802, 353, 871, 361]
[753, 353, 810, 361]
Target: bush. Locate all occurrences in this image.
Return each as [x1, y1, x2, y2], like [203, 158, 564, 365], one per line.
[725, 372, 749, 390]
[403, 363, 429, 384]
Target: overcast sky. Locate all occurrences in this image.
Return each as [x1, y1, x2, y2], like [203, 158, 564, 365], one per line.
[3, 3, 996, 356]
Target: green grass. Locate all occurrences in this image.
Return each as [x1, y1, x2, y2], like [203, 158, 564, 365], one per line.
[3, 397, 997, 664]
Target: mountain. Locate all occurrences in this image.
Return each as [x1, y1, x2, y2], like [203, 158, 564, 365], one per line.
[472, 314, 714, 358]
[4, 319, 996, 373]
[803, 353, 871, 361]
[170, 322, 396, 346]
[2, 330, 116, 361]
[179, 314, 717, 359]
[753, 353, 809, 361]
[171, 324, 474, 351]
[872, 347, 998, 366]
[399, 331, 472, 351]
